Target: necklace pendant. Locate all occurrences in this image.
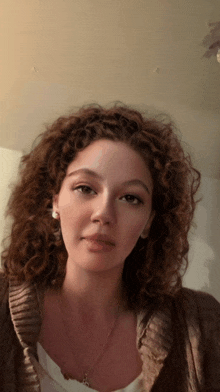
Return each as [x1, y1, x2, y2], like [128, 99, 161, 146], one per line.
[62, 372, 74, 380]
[82, 373, 90, 387]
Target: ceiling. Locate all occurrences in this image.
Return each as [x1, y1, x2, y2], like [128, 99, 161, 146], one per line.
[1, 0, 220, 179]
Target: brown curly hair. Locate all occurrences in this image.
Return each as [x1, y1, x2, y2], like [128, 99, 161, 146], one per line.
[1, 104, 200, 311]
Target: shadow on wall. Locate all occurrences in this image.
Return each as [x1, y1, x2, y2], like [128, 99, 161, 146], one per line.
[0, 147, 22, 257]
[183, 234, 215, 291]
[183, 178, 220, 302]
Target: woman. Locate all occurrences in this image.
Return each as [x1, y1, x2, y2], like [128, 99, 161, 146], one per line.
[1, 105, 220, 392]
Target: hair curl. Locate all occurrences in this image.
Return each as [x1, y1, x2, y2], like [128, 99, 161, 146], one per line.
[1, 104, 201, 311]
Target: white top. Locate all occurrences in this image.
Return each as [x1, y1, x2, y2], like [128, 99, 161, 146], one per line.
[36, 343, 143, 392]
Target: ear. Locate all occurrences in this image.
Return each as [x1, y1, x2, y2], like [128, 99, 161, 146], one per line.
[140, 210, 155, 239]
[52, 194, 59, 214]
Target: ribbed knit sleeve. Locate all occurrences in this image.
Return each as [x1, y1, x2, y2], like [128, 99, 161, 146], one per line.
[191, 290, 220, 391]
[0, 272, 20, 391]
[0, 272, 42, 392]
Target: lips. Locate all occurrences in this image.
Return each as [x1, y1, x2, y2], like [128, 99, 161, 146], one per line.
[82, 233, 115, 246]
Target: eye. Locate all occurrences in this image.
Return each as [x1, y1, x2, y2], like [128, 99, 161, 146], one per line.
[74, 185, 96, 195]
[121, 194, 143, 205]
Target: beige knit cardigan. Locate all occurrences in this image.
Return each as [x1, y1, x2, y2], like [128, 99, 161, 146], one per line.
[0, 271, 220, 392]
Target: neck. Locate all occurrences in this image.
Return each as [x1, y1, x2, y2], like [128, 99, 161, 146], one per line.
[59, 261, 127, 321]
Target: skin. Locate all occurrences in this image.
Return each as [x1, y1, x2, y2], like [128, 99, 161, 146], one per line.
[53, 139, 154, 320]
[39, 139, 155, 390]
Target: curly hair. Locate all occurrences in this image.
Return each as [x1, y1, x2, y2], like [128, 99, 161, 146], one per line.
[1, 104, 201, 311]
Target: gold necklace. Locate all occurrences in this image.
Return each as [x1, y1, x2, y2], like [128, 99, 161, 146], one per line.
[58, 297, 120, 388]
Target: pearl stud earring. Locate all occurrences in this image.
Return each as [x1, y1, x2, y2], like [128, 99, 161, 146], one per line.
[52, 211, 59, 219]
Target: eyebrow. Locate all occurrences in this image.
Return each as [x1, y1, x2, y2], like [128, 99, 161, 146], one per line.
[67, 168, 150, 194]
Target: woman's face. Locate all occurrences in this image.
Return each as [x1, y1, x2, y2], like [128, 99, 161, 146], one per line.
[53, 139, 154, 273]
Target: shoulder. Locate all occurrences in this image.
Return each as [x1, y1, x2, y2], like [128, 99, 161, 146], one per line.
[175, 287, 220, 388]
[0, 270, 9, 303]
[0, 271, 12, 354]
[173, 287, 220, 335]
[0, 270, 10, 324]
[175, 287, 220, 319]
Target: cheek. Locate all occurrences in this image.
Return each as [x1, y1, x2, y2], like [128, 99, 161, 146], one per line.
[58, 204, 76, 238]
[124, 211, 149, 237]
[122, 219, 146, 251]
[59, 202, 89, 242]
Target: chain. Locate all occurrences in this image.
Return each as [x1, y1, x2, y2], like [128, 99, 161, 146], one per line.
[58, 296, 120, 387]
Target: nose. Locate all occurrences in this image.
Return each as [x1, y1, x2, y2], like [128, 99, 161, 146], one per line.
[90, 195, 116, 226]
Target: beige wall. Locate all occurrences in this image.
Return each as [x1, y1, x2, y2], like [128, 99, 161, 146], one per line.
[0, 0, 220, 298]
[183, 177, 220, 302]
[0, 147, 22, 255]
[0, 0, 220, 178]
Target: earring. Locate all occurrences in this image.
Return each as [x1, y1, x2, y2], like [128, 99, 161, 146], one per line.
[140, 233, 148, 239]
[52, 211, 59, 220]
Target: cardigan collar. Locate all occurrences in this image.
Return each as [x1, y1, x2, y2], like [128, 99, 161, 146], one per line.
[9, 278, 173, 392]
[8, 278, 44, 391]
[136, 306, 173, 390]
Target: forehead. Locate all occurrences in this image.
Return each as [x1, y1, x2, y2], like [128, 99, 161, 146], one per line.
[66, 139, 153, 191]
